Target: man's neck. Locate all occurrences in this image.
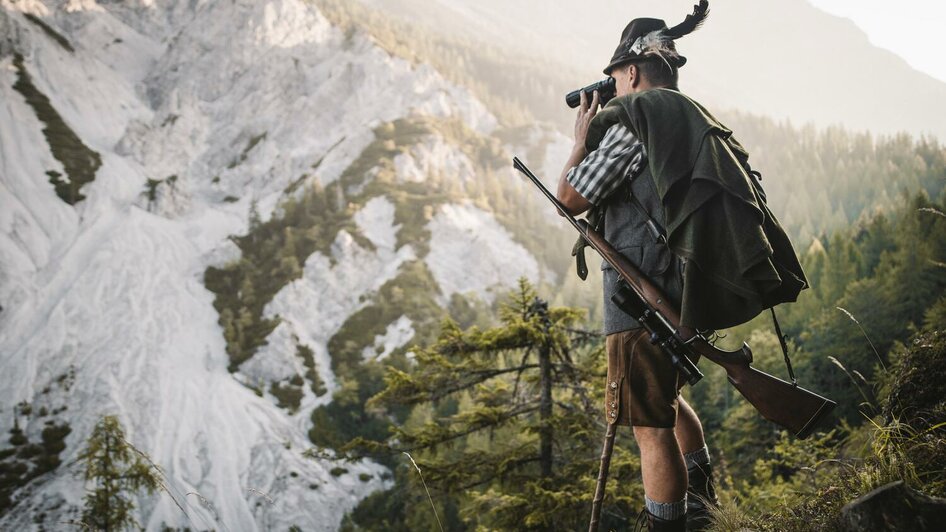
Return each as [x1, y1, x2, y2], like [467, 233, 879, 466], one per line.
[633, 82, 676, 94]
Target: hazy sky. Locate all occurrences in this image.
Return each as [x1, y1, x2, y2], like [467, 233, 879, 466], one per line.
[808, 0, 946, 83]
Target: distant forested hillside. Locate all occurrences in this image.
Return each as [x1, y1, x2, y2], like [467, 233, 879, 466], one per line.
[721, 113, 946, 244]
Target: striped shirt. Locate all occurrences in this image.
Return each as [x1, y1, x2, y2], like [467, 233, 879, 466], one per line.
[566, 123, 645, 205]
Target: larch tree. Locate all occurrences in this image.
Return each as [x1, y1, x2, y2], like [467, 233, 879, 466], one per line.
[78, 416, 160, 532]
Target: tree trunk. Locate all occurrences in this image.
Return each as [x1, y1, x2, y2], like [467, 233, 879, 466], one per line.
[539, 338, 553, 477]
[104, 429, 110, 532]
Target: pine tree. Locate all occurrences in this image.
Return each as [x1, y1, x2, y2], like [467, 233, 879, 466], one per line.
[78, 416, 160, 532]
[354, 279, 641, 530]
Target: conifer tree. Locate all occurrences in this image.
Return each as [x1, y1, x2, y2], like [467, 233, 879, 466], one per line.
[78, 416, 160, 532]
[358, 279, 641, 529]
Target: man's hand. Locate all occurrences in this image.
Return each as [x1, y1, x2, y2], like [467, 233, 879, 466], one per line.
[556, 90, 599, 216]
[574, 90, 600, 151]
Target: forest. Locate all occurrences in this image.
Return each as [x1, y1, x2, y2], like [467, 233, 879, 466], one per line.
[296, 1, 946, 530]
[333, 193, 945, 531]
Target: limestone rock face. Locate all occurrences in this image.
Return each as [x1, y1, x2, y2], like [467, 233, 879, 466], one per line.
[0, 0, 548, 529]
[841, 481, 946, 532]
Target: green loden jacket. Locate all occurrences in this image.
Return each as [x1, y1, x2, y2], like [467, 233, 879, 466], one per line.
[586, 88, 808, 330]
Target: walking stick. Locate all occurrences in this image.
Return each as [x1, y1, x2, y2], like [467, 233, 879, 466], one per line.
[589, 422, 617, 532]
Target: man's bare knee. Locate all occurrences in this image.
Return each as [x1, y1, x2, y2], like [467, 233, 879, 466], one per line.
[633, 426, 677, 445]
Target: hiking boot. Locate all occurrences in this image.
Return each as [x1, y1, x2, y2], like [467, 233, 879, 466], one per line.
[634, 508, 687, 532]
[686, 463, 719, 531]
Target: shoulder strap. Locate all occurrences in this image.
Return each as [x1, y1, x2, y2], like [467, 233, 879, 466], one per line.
[627, 189, 668, 246]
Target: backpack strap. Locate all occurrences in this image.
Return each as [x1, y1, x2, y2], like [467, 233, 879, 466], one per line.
[627, 187, 668, 247]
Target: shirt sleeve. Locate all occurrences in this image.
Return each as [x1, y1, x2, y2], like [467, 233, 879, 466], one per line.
[565, 123, 644, 206]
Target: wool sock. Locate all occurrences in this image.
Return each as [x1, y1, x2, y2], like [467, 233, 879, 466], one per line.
[683, 444, 711, 470]
[645, 494, 687, 521]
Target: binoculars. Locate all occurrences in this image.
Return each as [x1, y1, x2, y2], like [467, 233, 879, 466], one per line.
[565, 77, 616, 108]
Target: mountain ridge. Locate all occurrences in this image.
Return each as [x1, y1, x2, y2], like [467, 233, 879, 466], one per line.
[0, 0, 544, 529]
[359, 0, 946, 140]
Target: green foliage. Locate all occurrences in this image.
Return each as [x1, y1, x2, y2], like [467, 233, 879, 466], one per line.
[204, 183, 357, 370]
[143, 175, 178, 207]
[227, 132, 267, 169]
[12, 53, 101, 205]
[309, 361, 398, 452]
[145, 178, 162, 203]
[342, 280, 640, 530]
[78, 416, 161, 532]
[205, 116, 549, 373]
[882, 331, 946, 429]
[709, 330, 946, 531]
[328, 260, 443, 377]
[201, 114, 570, 455]
[297, 344, 327, 397]
[788, 194, 946, 421]
[270, 378, 304, 413]
[0, 418, 71, 516]
[721, 114, 946, 246]
[658, 193, 946, 530]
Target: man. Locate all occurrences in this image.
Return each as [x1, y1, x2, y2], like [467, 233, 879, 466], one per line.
[556, 5, 719, 532]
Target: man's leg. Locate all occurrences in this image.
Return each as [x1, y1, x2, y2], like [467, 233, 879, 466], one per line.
[633, 426, 687, 502]
[674, 397, 718, 531]
[624, 328, 689, 529]
[674, 397, 704, 453]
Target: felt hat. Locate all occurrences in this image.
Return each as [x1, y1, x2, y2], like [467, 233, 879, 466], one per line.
[603, 0, 710, 75]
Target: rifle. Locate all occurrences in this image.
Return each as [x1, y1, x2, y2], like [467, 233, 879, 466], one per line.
[512, 157, 836, 439]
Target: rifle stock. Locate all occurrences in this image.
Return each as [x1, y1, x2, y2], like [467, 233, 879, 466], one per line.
[513, 157, 836, 439]
[715, 361, 836, 439]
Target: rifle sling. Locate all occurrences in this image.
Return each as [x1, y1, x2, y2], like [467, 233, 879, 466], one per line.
[571, 205, 605, 281]
[770, 307, 797, 386]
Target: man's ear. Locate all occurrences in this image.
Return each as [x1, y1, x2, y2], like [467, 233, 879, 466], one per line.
[629, 64, 641, 89]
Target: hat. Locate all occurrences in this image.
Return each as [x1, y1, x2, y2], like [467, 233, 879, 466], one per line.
[603, 0, 710, 75]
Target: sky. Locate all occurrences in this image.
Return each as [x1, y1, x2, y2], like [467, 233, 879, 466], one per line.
[808, 0, 946, 83]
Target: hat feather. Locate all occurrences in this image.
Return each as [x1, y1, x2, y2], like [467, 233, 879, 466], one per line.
[634, 30, 678, 70]
[666, 0, 710, 39]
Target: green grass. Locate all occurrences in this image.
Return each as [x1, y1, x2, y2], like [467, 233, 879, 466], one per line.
[708, 330, 946, 531]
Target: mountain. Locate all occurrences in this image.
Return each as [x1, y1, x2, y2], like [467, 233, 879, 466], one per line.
[359, 0, 946, 140]
[1, 0, 945, 530]
[0, 0, 557, 529]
